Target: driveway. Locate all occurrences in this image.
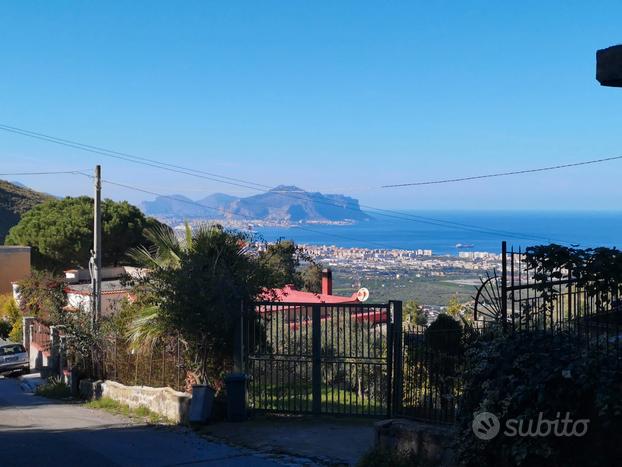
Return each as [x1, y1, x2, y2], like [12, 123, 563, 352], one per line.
[0, 375, 307, 466]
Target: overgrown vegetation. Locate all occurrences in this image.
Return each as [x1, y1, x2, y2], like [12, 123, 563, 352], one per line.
[85, 397, 174, 425]
[0, 293, 24, 341]
[124, 223, 288, 390]
[526, 244, 622, 311]
[35, 376, 72, 399]
[456, 329, 622, 467]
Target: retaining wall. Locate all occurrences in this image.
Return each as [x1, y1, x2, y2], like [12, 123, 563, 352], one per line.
[80, 379, 191, 423]
[374, 418, 456, 466]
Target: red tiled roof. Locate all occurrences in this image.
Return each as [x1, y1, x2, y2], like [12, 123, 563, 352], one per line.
[266, 284, 359, 304]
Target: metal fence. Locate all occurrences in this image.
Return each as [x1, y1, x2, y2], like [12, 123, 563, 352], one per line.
[243, 301, 401, 417]
[88, 337, 187, 392]
[397, 324, 464, 424]
[474, 241, 622, 360]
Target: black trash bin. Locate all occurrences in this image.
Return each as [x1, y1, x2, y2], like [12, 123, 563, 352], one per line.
[224, 373, 248, 422]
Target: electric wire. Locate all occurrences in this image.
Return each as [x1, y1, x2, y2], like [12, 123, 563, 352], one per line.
[0, 123, 575, 244]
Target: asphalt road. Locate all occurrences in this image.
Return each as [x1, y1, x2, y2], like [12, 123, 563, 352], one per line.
[0, 375, 296, 467]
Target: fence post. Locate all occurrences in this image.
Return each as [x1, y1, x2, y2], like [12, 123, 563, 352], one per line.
[386, 304, 394, 418]
[390, 301, 403, 417]
[501, 241, 508, 330]
[311, 304, 321, 416]
[234, 300, 244, 373]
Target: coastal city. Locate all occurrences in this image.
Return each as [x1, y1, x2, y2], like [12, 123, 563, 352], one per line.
[301, 244, 502, 276]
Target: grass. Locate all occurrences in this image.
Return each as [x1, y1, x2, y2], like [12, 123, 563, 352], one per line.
[85, 397, 175, 425]
[250, 385, 385, 416]
[35, 377, 72, 400]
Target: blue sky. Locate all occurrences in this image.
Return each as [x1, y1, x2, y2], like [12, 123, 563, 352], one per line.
[1, 1, 621, 210]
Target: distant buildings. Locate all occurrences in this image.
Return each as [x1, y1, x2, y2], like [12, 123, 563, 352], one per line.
[63, 266, 145, 316]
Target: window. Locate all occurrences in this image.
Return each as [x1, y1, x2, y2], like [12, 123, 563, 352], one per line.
[0, 345, 26, 356]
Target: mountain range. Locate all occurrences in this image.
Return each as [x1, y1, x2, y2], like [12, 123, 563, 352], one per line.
[142, 185, 371, 222]
[0, 180, 53, 242]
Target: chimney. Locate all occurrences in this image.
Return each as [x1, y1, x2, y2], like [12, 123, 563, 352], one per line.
[321, 268, 333, 295]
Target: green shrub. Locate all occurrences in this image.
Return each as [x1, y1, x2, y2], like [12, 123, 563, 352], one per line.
[0, 320, 11, 339]
[36, 377, 72, 399]
[425, 313, 463, 355]
[0, 295, 22, 341]
[8, 317, 23, 343]
[456, 330, 622, 467]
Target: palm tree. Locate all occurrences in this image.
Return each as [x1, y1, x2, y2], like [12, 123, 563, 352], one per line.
[125, 222, 192, 352]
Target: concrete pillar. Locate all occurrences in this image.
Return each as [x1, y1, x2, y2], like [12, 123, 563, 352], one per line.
[49, 326, 61, 375]
[22, 316, 34, 351]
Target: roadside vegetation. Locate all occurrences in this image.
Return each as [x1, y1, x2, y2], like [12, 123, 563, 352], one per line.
[0, 293, 22, 341]
[85, 397, 174, 425]
[35, 377, 72, 400]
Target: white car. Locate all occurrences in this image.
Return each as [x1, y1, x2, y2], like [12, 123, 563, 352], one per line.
[0, 340, 29, 375]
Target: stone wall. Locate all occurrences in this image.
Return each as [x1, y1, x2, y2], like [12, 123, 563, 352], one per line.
[80, 379, 191, 424]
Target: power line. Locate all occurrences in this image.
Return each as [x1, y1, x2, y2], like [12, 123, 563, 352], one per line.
[381, 155, 622, 188]
[0, 123, 268, 189]
[0, 123, 573, 244]
[0, 170, 84, 176]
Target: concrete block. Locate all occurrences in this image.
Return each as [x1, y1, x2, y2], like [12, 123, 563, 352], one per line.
[101, 380, 191, 423]
[374, 418, 456, 466]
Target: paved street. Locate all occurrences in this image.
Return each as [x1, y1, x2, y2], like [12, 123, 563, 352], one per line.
[0, 375, 303, 467]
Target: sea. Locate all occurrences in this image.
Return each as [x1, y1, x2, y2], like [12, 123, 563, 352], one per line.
[251, 210, 622, 256]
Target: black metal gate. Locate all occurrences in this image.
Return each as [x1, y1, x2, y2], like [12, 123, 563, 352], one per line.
[242, 301, 402, 417]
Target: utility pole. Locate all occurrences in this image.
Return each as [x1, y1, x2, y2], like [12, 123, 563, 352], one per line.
[91, 165, 102, 329]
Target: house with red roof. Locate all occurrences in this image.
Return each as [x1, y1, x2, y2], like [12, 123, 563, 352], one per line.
[264, 269, 386, 327]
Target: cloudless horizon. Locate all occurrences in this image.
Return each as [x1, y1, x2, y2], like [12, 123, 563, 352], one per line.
[1, 1, 621, 210]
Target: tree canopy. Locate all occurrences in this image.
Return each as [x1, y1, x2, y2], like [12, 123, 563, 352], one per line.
[259, 239, 323, 292]
[5, 196, 160, 272]
[404, 299, 428, 326]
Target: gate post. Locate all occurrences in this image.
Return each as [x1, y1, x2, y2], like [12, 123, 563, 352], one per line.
[501, 241, 508, 330]
[311, 304, 322, 415]
[389, 301, 403, 417]
[234, 300, 244, 373]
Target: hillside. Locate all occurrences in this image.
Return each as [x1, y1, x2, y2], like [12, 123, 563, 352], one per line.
[142, 186, 371, 223]
[0, 180, 53, 243]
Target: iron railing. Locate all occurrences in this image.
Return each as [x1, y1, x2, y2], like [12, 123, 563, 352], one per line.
[243, 301, 401, 417]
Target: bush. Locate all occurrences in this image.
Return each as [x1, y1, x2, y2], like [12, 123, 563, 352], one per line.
[36, 377, 72, 399]
[0, 320, 12, 339]
[456, 330, 622, 467]
[425, 313, 463, 355]
[0, 295, 23, 342]
[8, 318, 23, 343]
